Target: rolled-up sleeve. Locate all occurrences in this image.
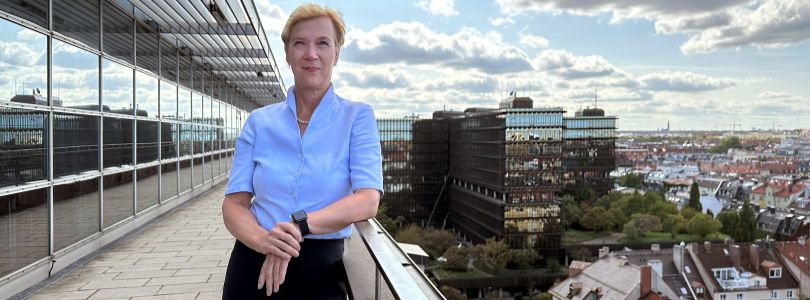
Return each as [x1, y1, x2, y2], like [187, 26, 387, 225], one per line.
[225, 113, 256, 195]
[349, 104, 384, 196]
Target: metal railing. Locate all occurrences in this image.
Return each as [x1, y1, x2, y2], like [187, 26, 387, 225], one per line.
[345, 219, 445, 300]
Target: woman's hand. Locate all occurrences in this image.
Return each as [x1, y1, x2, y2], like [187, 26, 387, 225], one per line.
[257, 254, 291, 296]
[255, 221, 304, 258]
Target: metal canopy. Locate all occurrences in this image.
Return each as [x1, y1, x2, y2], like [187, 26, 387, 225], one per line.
[128, 0, 286, 107]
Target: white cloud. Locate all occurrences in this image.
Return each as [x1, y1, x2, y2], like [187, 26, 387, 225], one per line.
[489, 17, 516, 27]
[533, 49, 615, 79]
[416, 0, 459, 17]
[342, 22, 532, 73]
[520, 34, 550, 49]
[758, 90, 793, 99]
[334, 66, 412, 89]
[638, 71, 738, 92]
[423, 73, 500, 94]
[255, 0, 288, 39]
[496, 0, 810, 54]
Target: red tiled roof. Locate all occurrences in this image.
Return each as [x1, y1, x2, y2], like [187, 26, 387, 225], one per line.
[775, 242, 810, 276]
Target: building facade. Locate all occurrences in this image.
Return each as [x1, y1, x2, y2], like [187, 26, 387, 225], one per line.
[562, 108, 617, 196]
[0, 0, 284, 295]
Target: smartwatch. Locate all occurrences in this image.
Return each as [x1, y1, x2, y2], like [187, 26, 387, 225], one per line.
[291, 210, 310, 236]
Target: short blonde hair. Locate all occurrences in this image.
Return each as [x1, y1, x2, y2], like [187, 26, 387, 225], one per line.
[280, 3, 345, 50]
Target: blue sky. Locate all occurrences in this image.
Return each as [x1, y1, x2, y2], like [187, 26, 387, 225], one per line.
[258, 0, 809, 130]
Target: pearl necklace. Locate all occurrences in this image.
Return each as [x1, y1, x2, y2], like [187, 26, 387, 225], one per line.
[296, 116, 310, 125]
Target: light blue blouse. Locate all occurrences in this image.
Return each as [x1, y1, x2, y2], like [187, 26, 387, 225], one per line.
[225, 85, 384, 239]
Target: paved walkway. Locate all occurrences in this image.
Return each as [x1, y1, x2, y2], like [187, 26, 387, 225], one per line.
[28, 183, 234, 300]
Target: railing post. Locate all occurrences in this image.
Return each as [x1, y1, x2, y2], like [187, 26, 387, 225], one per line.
[375, 267, 381, 300]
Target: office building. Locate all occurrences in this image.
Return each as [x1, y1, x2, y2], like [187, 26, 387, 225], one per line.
[562, 108, 617, 196]
[0, 0, 284, 294]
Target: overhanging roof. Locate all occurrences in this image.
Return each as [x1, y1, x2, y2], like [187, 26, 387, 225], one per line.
[128, 0, 286, 108]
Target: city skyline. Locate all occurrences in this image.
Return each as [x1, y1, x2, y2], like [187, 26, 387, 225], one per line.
[260, 0, 810, 131]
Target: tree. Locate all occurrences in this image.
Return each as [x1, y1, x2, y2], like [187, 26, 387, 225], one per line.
[688, 214, 721, 237]
[681, 206, 699, 220]
[509, 249, 539, 269]
[626, 214, 663, 236]
[581, 207, 610, 232]
[442, 246, 469, 271]
[536, 292, 553, 300]
[376, 203, 404, 234]
[472, 238, 512, 274]
[545, 257, 562, 273]
[649, 201, 678, 221]
[394, 224, 423, 244]
[716, 210, 739, 236]
[735, 200, 757, 242]
[422, 228, 458, 258]
[440, 286, 467, 300]
[618, 173, 643, 188]
[688, 181, 702, 212]
[560, 195, 583, 228]
[663, 214, 688, 234]
[710, 136, 742, 153]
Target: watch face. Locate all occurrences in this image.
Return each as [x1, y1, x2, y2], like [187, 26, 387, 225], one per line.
[292, 210, 306, 221]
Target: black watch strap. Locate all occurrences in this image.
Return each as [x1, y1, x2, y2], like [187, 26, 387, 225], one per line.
[297, 219, 310, 236]
[291, 210, 310, 235]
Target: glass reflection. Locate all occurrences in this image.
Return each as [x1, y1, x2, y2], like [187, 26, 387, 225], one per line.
[54, 113, 99, 178]
[53, 0, 100, 50]
[52, 39, 99, 110]
[192, 92, 202, 123]
[205, 155, 213, 181]
[202, 96, 211, 125]
[0, 108, 47, 188]
[160, 81, 177, 119]
[178, 88, 191, 122]
[193, 157, 203, 187]
[102, 0, 134, 64]
[102, 59, 133, 115]
[1, 19, 48, 105]
[0, 1, 48, 28]
[179, 124, 192, 157]
[136, 120, 158, 164]
[135, 71, 158, 118]
[160, 162, 177, 201]
[53, 178, 100, 251]
[136, 166, 159, 213]
[0, 188, 48, 278]
[161, 123, 177, 160]
[193, 125, 204, 154]
[103, 117, 133, 169]
[179, 159, 191, 194]
[103, 171, 133, 228]
[160, 40, 177, 81]
[135, 22, 158, 75]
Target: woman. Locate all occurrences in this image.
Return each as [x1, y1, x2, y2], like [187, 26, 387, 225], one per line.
[221, 3, 383, 299]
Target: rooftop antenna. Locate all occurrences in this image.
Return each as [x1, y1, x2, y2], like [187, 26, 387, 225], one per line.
[594, 88, 598, 108]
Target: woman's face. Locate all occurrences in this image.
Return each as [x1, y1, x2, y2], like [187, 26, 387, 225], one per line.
[287, 16, 338, 93]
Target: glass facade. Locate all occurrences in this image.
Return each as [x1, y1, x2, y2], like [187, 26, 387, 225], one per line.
[0, 3, 247, 279]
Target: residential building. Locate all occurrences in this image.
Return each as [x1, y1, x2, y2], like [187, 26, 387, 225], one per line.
[775, 240, 810, 298]
[687, 241, 799, 300]
[750, 176, 809, 210]
[756, 207, 810, 241]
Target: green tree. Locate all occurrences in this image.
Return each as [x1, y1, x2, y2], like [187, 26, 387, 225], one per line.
[735, 200, 757, 242]
[376, 203, 404, 234]
[545, 257, 562, 273]
[618, 173, 643, 188]
[688, 213, 721, 237]
[710, 136, 742, 153]
[716, 210, 739, 236]
[560, 195, 583, 228]
[472, 238, 512, 274]
[440, 286, 467, 300]
[394, 224, 423, 244]
[581, 207, 610, 232]
[688, 182, 702, 212]
[663, 214, 688, 234]
[422, 228, 458, 258]
[626, 214, 663, 236]
[536, 292, 553, 300]
[442, 246, 469, 271]
[681, 206, 699, 220]
[649, 201, 678, 221]
[509, 249, 539, 269]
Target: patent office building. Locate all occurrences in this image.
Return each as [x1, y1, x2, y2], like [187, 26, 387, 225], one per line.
[0, 0, 284, 295]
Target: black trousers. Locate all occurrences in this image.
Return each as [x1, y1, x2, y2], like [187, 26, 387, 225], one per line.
[222, 239, 347, 299]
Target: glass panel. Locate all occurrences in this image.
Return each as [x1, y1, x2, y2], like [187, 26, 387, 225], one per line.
[52, 39, 99, 110]
[179, 124, 192, 157]
[53, 0, 100, 49]
[160, 161, 177, 201]
[0, 108, 47, 188]
[135, 165, 158, 213]
[0, 188, 48, 278]
[193, 125, 204, 154]
[0, 19, 48, 104]
[102, 0, 134, 64]
[136, 120, 158, 164]
[102, 59, 133, 115]
[103, 117, 133, 169]
[192, 92, 202, 123]
[54, 113, 99, 178]
[178, 54, 191, 88]
[160, 81, 176, 119]
[103, 171, 133, 227]
[205, 155, 213, 181]
[135, 71, 158, 118]
[178, 88, 191, 122]
[160, 123, 177, 160]
[135, 21, 158, 75]
[178, 159, 191, 194]
[193, 157, 203, 187]
[160, 39, 177, 82]
[202, 96, 211, 125]
[206, 126, 214, 154]
[192, 61, 204, 91]
[53, 178, 100, 251]
[0, 1, 48, 28]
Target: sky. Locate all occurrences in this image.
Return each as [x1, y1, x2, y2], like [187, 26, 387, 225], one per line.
[256, 0, 810, 131]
